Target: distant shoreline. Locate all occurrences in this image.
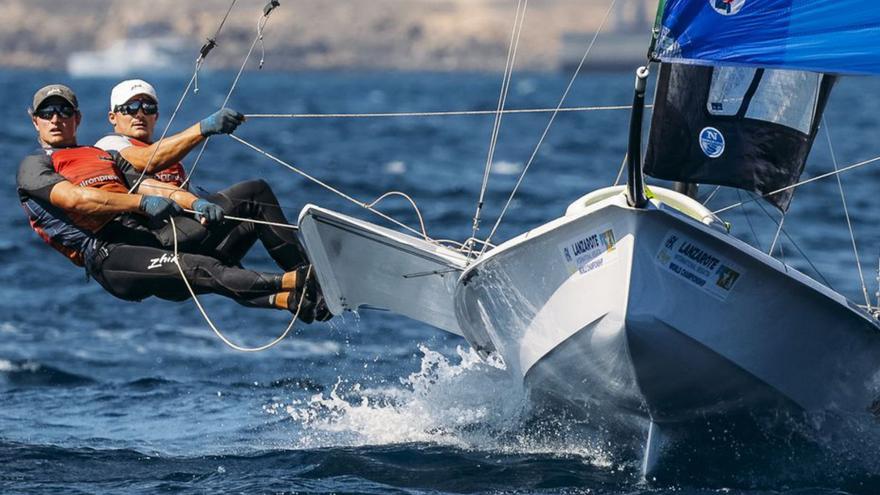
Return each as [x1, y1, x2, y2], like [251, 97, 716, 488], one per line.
[1, 0, 657, 74]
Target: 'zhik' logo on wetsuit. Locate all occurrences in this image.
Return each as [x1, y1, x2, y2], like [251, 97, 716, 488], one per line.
[147, 253, 178, 270]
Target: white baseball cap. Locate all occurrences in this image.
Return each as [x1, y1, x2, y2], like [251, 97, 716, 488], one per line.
[110, 79, 159, 110]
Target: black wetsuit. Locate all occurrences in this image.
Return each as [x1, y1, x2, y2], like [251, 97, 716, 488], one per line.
[97, 133, 307, 272]
[17, 147, 284, 308]
[150, 180, 308, 271]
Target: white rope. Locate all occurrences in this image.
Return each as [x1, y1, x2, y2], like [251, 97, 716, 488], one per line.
[228, 134, 435, 241]
[365, 192, 430, 240]
[182, 8, 277, 189]
[127, 0, 237, 193]
[169, 216, 307, 353]
[701, 185, 721, 206]
[712, 154, 880, 214]
[469, 0, 529, 257]
[823, 118, 871, 308]
[179, 208, 298, 230]
[128, 64, 203, 193]
[244, 105, 639, 119]
[480, 0, 620, 254]
[768, 214, 785, 256]
[612, 154, 627, 186]
[875, 258, 880, 313]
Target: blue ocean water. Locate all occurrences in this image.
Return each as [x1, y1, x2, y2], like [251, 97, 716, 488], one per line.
[1, 68, 879, 494]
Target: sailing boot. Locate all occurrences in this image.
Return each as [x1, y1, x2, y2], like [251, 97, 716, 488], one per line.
[287, 265, 334, 323]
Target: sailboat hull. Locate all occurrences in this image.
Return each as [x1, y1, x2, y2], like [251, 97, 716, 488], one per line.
[454, 194, 880, 436]
[298, 187, 880, 475]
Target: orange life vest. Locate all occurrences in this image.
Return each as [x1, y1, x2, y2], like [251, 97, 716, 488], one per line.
[50, 146, 130, 233]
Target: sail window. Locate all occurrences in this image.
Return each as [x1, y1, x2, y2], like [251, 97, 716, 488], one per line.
[707, 67, 821, 134]
[707, 66, 756, 116]
[745, 69, 820, 135]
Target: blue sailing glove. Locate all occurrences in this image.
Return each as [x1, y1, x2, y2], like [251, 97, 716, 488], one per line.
[140, 195, 182, 221]
[199, 108, 245, 136]
[192, 199, 225, 224]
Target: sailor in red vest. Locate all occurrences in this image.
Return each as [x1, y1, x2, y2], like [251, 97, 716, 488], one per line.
[17, 84, 328, 322]
[95, 79, 311, 275]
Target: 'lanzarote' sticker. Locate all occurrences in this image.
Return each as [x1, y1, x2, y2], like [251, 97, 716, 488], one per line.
[656, 231, 743, 300]
[560, 227, 618, 276]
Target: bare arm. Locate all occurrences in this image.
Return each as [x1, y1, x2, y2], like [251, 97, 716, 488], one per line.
[118, 123, 204, 173]
[49, 180, 143, 215]
[136, 178, 200, 209]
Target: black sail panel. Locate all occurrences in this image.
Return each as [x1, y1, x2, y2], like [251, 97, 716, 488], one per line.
[644, 63, 835, 211]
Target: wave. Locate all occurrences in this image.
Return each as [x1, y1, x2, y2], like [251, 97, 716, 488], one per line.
[0, 439, 626, 494]
[230, 376, 324, 392]
[124, 377, 179, 389]
[0, 359, 95, 387]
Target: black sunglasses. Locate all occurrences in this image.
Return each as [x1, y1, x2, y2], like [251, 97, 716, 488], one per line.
[114, 100, 158, 116]
[34, 104, 76, 120]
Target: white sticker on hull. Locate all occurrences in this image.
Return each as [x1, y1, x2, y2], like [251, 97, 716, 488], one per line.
[656, 231, 743, 300]
[559, 227, 617, 276]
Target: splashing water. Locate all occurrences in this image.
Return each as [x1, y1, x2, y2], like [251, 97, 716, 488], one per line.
[265, 345, 616, 466]
[267, 346, 518, 447]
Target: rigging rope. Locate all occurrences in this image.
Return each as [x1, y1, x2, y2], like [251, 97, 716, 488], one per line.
[182, 2, 280, 189]
[736, 190, 764, 252]
[244, 105, 638, 119]
[768, 213, 785, 256]
[468, 0, 529, 259]
[823, 118, 871, 308]
[127, 0, 237, 193]
[713, 154, 880, 214]
[750, 191, 834, 288]
[612, 153, 627, 186]
[228, 134, 435, 241]
[876, 258, 880, 314]
[701, 185, 721, 206]
[480, 0, 620, 255]
[194, 0, 239, 94]
[366, 192, 430, 240]
[155, 1, 308, 354]
[170, 217, 308, 352]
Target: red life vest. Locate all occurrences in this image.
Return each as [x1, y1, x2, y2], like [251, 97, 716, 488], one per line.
[127, 137, 188, 187]
[50, 146, 130, 233]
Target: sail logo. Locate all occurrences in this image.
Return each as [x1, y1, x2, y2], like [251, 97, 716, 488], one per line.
[699, 127, 725, 158]
[710, 0, 745, 16]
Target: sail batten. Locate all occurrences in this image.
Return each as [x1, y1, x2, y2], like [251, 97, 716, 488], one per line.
[656, 0, 880, 76]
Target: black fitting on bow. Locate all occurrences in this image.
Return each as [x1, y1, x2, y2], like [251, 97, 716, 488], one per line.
[626, 66, 650, 209]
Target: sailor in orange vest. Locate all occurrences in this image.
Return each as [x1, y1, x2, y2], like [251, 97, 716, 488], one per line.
[95, 79, 311, 276]
[17, 84, 328, 322]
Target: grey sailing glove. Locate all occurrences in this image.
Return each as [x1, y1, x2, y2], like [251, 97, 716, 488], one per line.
[192, 199, 225, 224]
[140, 195, 182, 221]
[200, 108, 245, 136]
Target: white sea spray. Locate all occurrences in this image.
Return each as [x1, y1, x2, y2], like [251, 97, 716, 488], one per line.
[264, 344, 615, 466]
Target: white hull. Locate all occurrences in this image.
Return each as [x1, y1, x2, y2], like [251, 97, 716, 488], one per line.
[457, 193, 880, 414]
[298, 186, 880, 474]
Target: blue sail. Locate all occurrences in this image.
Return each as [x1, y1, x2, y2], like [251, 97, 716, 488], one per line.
[655, 0, 880, 75]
